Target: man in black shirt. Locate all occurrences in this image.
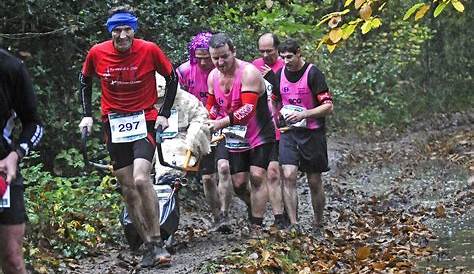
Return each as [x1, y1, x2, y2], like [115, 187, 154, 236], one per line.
[272, 39, 333, 233]
[0, 48, 43, 274]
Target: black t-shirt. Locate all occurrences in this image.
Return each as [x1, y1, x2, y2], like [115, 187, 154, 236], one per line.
[0, 48, 43, 159]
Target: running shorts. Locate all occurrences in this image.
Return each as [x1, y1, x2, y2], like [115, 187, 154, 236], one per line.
[279, 128, 329, 173]
[104, 121, 156, 170]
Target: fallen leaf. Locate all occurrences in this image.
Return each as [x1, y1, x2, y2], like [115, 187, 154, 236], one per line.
[435, 204, 446, 218]
[356, 246, 371, 260]
[373, 262, 386, 270]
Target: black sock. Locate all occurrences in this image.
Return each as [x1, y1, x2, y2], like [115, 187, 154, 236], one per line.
[250, 216, 263, 226]
[274, 214, 285, 223]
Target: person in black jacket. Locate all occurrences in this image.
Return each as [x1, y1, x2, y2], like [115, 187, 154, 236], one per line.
[0, 48, 43, 274]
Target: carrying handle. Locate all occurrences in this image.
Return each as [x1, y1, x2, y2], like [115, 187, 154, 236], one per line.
[81, 127, 113, 172]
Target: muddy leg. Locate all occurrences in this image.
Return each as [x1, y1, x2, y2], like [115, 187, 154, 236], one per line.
[232, 172, 251, 209]
[217, 159, 233, 213]
[307, 172, 325, 226]
[118, 159, 160, 243]
[0, 224, 27, 274]
[267, 160, 284, 215]
[248, 166, 269, 219]
[202, 173, 221, 217]
[282, 164, 298, 225]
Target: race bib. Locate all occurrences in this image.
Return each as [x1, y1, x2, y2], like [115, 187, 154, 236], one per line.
[160, 108, 179, 139]
[0, 186, 10, 208]
[280, 105, 307, 128]
[222, 125, 250, 149]
[108, 111, 147, 143]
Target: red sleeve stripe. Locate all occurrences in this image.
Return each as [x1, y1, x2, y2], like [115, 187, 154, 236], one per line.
[205, 94, 218, 119]
[232, 92, 258, 125]
[316, 91, 333, 105]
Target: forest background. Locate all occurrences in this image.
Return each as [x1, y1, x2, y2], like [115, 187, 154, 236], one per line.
[0, 0, 471, 269]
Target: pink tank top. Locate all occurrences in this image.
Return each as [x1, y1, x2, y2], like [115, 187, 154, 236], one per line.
[280, 64, 321, 130]
[176, 61, 209, 105]
[212, 60, 273, 151]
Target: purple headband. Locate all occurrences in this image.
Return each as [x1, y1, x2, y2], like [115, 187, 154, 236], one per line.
[106, 12, 138, 33]
[188, 32, 212, 64]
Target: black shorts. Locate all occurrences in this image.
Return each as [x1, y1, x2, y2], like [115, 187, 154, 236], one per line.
[0, 176, 27, 225]
[199, 147, 216, 175]
[269, 140, 279, 162]
[279, 128, 329, 173]
[215, 140, 229, 162]
[216, 142, 274, 174]
[104, 121, 156, 170]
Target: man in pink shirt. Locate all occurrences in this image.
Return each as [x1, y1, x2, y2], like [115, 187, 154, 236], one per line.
[272, 38, 334, 234]
[206, 33, 275, 237]
[176, 32, 235, 232]
[252, 33, 287, 229]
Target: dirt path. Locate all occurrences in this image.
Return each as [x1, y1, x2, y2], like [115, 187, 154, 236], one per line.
[68, 112, 473, 273]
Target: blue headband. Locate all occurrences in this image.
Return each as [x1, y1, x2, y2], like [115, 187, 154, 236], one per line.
[106, 12, 138, 33]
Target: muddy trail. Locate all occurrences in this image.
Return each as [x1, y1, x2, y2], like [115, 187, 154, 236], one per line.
[65, 112, 473, 273]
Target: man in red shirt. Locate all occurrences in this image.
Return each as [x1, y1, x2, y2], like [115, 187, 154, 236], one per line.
[78, 5, 177, 267]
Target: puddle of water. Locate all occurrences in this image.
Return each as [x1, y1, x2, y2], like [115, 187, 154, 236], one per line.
[418, 212, 473, 272]
[341, 159, 473, 272]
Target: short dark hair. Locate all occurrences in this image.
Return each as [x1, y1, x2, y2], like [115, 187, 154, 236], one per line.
[108, 5, 135, 16]
[209, 32, 235, 52]
[278, 38, 300, 54]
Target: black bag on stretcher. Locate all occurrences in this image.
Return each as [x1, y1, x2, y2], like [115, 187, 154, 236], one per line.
[119, 125, 197, 251]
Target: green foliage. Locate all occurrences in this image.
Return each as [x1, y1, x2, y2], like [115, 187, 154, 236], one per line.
[22, 159, 121, 265]
[321, 19, 432, 130]
[319, 0, 468, 49]
[210, 0, 472, 132]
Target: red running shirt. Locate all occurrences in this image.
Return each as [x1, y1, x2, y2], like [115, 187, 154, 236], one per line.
[82, 39, 173, 121]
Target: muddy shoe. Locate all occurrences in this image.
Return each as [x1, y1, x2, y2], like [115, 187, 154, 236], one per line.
[272, 214, 289, 230]
[311, 226, 324, 239]
[287, 224, 303, 235]
[210, 212, 232, 233]
[249, 224, 264, 239]
[311, 222, 324, 239]
[141, 241, 171, 268]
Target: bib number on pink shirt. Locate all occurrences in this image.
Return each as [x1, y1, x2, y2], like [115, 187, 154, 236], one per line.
[280, 105, 307, 129]
[222, 125, 250, 149]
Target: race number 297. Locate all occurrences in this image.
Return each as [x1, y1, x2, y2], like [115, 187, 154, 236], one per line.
[108, 110, 147, 143]
[118, 121, 140, 132]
